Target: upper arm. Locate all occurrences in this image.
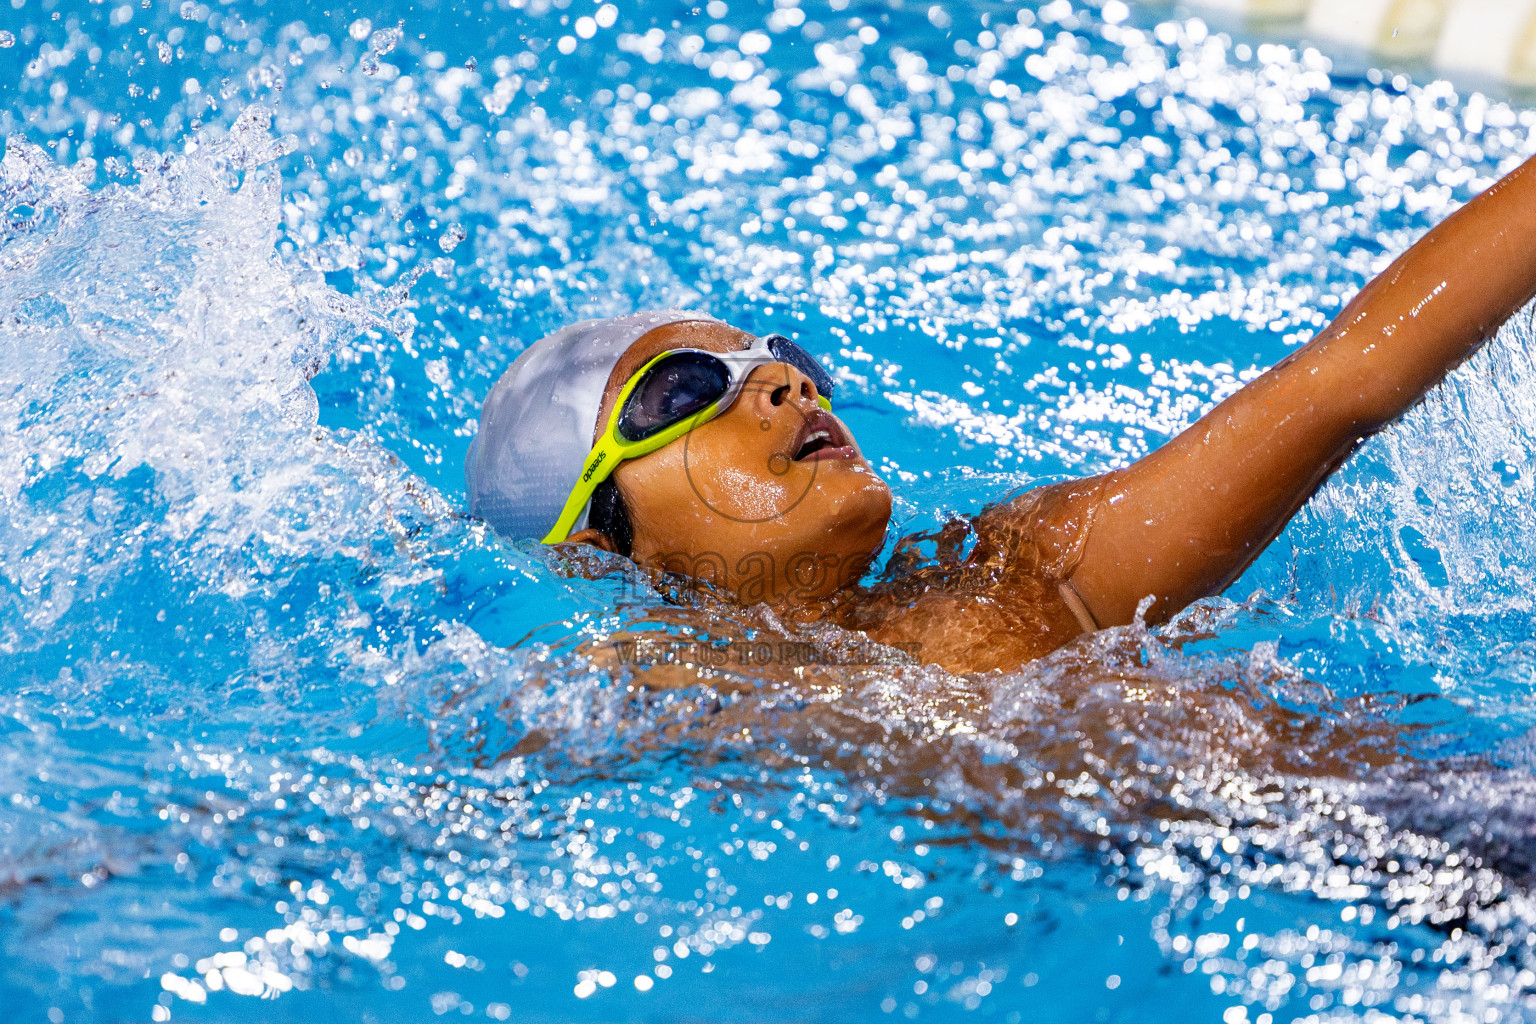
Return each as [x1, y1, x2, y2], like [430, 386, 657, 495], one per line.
[957, 153, 1536, 634]
[1071, 350, 1365, 626]
[1059, 152, 1536, 628]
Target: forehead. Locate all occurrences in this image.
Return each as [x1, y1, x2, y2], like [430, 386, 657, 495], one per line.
[620, 320, 753, 373]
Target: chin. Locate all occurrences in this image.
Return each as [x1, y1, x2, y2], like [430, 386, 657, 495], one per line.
[810, 471, 893, 550]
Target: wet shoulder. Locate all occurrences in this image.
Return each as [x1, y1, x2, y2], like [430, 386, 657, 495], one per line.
[840, 478, 1107, 673]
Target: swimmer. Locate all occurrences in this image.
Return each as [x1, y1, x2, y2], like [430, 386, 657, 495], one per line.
[467, 151, 1536, 675]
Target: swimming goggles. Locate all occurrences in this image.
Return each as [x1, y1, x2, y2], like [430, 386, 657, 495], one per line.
[543, 333, 837, 544]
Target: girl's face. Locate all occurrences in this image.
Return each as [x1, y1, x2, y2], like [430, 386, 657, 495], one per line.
[573, 320, 893, 605]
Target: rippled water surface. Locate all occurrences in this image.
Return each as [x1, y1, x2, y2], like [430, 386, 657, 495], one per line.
[8, 0, 1536, 1021]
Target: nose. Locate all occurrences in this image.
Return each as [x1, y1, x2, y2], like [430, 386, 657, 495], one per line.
[744, 362, 821, 416]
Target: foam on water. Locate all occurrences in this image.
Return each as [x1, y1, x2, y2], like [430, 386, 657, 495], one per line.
[8, 1, 1536, 1022]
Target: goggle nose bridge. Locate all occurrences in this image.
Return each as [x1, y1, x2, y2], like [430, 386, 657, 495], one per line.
[714, 334, 836, 404]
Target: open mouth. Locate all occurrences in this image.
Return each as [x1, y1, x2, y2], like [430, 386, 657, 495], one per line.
[791, 410, 856, 462]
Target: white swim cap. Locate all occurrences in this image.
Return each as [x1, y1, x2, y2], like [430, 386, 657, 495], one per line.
[466, 309, 718, 540]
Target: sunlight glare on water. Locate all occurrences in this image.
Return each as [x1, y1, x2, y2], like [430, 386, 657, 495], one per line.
[6, 0, 1536, 1021]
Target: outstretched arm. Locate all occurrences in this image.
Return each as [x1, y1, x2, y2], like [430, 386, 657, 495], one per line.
[1063, 150, 1536, 628]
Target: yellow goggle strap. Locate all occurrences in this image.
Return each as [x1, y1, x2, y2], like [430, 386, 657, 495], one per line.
[541, 351, 724, 544]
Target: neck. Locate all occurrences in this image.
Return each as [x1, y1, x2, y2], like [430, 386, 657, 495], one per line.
[637, 547, 873, 622]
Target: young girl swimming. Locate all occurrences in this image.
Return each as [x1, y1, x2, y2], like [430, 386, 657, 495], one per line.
[467, 150, 1536, 675]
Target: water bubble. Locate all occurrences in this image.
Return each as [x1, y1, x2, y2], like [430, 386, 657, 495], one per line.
[349, 18, 372, 42]
[368, 24, 403, 57]
[157, 41, 172, 64]
[437, 223, 466, 253]
[361, 23, 402, 75]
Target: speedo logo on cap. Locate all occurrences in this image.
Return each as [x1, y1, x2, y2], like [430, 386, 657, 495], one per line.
[582, 450, 607, 482]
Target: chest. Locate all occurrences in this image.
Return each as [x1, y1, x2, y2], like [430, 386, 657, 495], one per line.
[849, 573, 1085, 674]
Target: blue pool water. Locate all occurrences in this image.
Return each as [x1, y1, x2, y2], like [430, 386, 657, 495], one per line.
[8, 0, 1536, 1020]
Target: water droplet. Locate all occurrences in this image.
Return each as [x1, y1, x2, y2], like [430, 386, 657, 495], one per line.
[368, 24, 403, 57]
[157, 41, 172, 64]
[0, 31, 14, 48]
[437, 223, 466, 253]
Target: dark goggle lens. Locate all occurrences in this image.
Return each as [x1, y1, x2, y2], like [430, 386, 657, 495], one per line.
[765, 335, 836, 402]
[617, 351, 731, 442]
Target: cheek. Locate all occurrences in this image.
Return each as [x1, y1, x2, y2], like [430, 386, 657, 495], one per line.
[613, 450, 695, 539]
[616, 439, 783, 544]
[671, 428, 805, 526]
